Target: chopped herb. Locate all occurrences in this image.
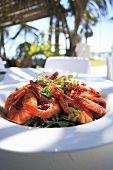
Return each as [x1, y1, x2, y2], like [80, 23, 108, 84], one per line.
[44, 114, 74, 127]
[68, 107, 81, 122]
[40, 85, 52, 98]
[68, 74, 73, 80]
[36, 75, 53, 85]
[24, 117, 35, 126]
[73, 80, 81, 86]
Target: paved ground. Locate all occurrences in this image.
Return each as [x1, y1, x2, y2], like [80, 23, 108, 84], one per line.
[90, 65, 107, 79]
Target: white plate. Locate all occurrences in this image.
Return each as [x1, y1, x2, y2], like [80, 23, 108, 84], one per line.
[0, 79, 113, 153]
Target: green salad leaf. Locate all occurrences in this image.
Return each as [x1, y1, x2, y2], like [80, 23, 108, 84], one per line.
[40, 85, 52, 98]
[44, 114, 74, 127]
[68, 107, 81, 122]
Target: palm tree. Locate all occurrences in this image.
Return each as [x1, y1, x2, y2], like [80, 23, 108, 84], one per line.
[47, 0, 70, 55]
[0, 27, 9, 59]
[81, 9, 98, 43]
[11, 23, 39, 42]
[47, 0, 113, 56]
[16, 42, 31, 67]
[10, 23, 39, 67]
[67, 0, 113, 56]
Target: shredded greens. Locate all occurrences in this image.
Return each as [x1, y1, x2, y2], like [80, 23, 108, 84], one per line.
[24, 114, 80, 128]
[68, 107, 81, 122]
[40, 86, 52, 98]
[36, 74, 80, 94]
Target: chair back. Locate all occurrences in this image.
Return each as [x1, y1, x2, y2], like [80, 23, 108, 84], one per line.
[0, 58, 5, 70]
[44, 57, 91, 74]
[107, 56, 113, 81]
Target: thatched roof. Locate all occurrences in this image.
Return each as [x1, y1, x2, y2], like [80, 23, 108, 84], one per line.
[0, 0, 55, 28]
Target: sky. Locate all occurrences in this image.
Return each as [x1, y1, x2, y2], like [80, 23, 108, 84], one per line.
[87, 20, 113, 53]
[5, 4, 113, 58]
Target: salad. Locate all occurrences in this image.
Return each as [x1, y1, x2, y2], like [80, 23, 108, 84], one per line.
[0, 71, 106, 128]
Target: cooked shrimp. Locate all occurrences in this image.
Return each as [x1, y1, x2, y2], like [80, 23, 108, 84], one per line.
[50, 83, 63, 100]
[67, 83, 106, 109]
[7, 89, 38, 124]
[30, 80, 61, 118]
[67, 83, 101, 97]
[5, 84, 30, 110]
[59, 94, 93, 123]
[59, 94, 74, 114]
[79, 92, 106, 104]
[74, 96, 106, 115]
[30, 80, 48, 100]
[49, 71, 59, 80]
[35, 97, 61, 118]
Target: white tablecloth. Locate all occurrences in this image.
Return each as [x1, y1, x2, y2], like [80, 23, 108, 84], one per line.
[0, 67, 111, 85]
[0, 67, 44, 85]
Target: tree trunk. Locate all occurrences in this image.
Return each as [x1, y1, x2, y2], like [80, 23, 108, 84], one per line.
[1, 29, 6, 59]
[48, 16, 53, 45]
[67, 0, 89, 56]
[55, 18, 60, 54]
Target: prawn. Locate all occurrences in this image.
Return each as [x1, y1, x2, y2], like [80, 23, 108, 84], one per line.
[67, 83, 106, 107]
[30, 80, 61, 118]
[4, 84, 30, 110]
[74, 96, 106, 115]
[7, 89, 38, 124]
[50, 83, 63, 100]
[79, 92, 106, 104]
[69, 91, 106, 105]
[67, 83, 101, 97]
[30, 80, 62, 100]
[30, 80, 47, 100]
[59, 94, 93, 123]
[49, 71, 59, 80]
[35, 97, 61, 118]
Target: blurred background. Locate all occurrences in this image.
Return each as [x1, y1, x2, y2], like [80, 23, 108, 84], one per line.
[0, 0, 113, 68]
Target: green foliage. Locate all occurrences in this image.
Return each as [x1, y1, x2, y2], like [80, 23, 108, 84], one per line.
[16, 42, 32, 67]
[28, 40, 53, 57]
[28, 43, 41, 56]
[16, 42, 31, 59]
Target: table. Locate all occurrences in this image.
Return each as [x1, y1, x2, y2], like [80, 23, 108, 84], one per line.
[0, 67, 111, 85]
[0, 67, 113, 170]
[0, 67, 44, 85]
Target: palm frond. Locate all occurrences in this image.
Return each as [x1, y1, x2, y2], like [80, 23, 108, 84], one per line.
[10, 26, 23, 40]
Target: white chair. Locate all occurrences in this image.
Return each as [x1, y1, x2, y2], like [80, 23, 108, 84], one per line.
[44, 56, 91, 74]
[0, 58, 5, 70]
[0, 58, 6, 81]
[107, 56, 113, 81]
